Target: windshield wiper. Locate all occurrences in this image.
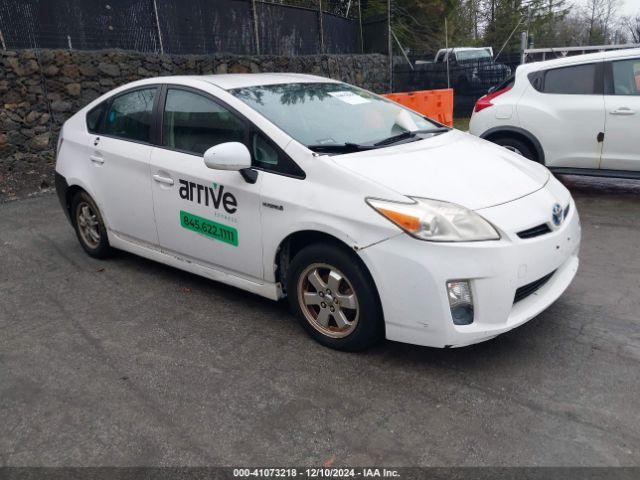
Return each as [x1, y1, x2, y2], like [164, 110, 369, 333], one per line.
[373, 127, 450, 147]
[307, 143, 376, 154]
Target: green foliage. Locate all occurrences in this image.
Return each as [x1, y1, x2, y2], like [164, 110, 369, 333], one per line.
[362, 0, 607, 56]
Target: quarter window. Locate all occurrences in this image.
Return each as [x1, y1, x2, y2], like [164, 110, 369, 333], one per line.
[543, 63, 597, 94]
[250, 131, 305, 177]
[103, 88, 157, 143]
[162, 88, 245, 156]
[610, 59, 640, 95]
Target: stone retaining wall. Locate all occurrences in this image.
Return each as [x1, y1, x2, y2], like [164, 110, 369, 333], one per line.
[0, 49, 389, 200]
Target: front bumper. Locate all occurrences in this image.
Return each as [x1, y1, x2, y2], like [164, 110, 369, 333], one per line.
[360, 189, 581, 348]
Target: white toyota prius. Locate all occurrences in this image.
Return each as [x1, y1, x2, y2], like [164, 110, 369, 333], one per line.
[55, 73, 580, 351]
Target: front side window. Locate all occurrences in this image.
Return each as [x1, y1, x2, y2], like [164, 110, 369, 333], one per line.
[231, 82, 439, 149]
[162, 88, 245, 156]
[610, 58, 640, 95]
[543, 63, 597, 95]
[103, 88, 157, 143]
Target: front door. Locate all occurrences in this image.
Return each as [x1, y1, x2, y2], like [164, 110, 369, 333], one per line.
[149, 86, 264, 279]
[601, 57, 640, 171]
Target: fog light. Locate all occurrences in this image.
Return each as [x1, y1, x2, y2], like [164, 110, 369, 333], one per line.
[446, 280, 474, 325]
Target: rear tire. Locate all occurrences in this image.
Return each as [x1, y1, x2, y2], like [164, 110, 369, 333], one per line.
[492, 136, 537, 162]
[71, 191, 111, 259]
[287, 243, 384, 351]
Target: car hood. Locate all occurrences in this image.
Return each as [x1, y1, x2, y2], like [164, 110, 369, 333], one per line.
[332, 130, 550, 210]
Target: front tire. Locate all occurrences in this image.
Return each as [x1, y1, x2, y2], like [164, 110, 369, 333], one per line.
[287, 243, 384, 351]
[492, 136, 537, 162]
[71, 191, 111, 258]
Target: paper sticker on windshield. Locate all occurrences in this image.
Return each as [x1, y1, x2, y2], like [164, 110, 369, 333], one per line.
[180, 210, 238, 246]
[328, 91, 370, 105]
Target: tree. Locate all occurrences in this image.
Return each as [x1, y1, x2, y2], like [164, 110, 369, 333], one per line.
[623, 14, 640, 43]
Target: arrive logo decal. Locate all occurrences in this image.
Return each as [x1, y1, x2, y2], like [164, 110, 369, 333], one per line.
[178, 179, 239, 246]
[179, 179, 238, 214]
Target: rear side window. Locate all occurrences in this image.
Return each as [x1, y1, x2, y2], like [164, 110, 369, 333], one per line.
[86, 101, 108, 134]
[543, 63, 597, 94]
[103, 88, 157, 143]
[162, 88, 246, 156]
[610, 58, 640, 95]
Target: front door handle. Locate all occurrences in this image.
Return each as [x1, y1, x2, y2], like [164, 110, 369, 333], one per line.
[153, 174, 174, 186]
[89, 155, 104, 164]
[610, 107, 635, 115]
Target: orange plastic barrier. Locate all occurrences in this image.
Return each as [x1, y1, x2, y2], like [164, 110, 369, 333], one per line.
[383, 88, 454, 127]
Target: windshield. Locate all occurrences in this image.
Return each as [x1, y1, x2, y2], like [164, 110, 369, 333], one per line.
[230, 82, 440, 149]
[455, 49, 492, 62]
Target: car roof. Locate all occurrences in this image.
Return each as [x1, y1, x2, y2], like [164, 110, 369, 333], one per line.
[518, 47, 640, 73]
[197, 73, 340, 90]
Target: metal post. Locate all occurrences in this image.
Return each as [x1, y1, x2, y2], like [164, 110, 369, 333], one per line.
[67, 35, 72, 50]
[0, 28, 6, 51]
[388, 0, 392, 91]
[318, 0, 325, 54]
[358, 0, 364, 54]
[445, 18, 450, 89]
[152, 0, 164, 54]
[520, 31, 527, 64]
[252, 0, 260, 55]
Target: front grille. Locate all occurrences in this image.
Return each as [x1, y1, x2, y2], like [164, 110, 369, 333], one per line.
[517, 223, 551, 239]
[514, 271, 556, 304]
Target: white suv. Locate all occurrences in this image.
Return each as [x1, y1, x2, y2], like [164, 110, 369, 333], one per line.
[469, 48, 640, 178]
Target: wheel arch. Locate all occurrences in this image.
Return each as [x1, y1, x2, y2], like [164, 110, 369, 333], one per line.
[273, 230, 377, 299]
[480, 126, 545, 164]
[56, 174, 109, 230]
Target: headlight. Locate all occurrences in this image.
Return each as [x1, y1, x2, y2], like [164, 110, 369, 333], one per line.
[366, 197, 500, 242]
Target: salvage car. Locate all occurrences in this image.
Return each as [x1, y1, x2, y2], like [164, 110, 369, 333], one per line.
[55, 74, 580, 351]
[469, 48, 640, 178]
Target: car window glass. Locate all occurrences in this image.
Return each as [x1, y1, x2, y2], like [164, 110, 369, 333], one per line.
[252, 133, 279, 167]
[611, 59, 640, 95]
[87, 101, 108, 134]
[250, 131, 305, 177]
[103, 88, 156, 142]
[231, 82, 436, 147]
[162, 88, 245, 156]
[543, 64, 596, 94]
[527, 71, 543, 92]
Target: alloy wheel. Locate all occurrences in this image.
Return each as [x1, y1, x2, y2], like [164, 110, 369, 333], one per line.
[76, 201, 101, 249]
[297, 263, 359, 338]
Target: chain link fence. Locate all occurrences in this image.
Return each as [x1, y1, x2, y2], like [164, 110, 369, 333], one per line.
[0, 0, 363, 56]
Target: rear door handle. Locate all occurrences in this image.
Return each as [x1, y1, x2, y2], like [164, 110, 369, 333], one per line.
[153, 174, 174, 186]
[89, 155, 104, 164]
[610, 107, 635, 115]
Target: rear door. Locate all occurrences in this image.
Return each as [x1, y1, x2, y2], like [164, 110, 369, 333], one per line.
[517, 60, 605, 168]
[149, 86, 264, 279]
[601, 56, 640, 171]
[86, 86, 160, 246]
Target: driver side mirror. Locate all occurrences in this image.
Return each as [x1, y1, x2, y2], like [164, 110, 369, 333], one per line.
[203, 142, 252, 171]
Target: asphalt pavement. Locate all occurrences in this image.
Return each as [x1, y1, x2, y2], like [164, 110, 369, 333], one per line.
[0, 175, 639, 466]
